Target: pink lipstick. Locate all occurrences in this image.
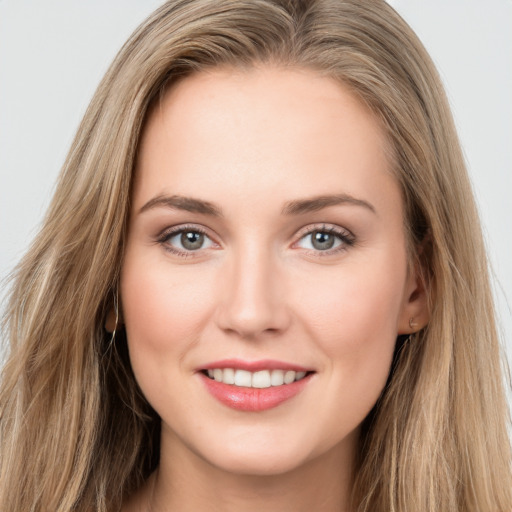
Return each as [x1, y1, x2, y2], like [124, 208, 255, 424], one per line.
[198, 359, 314, 411]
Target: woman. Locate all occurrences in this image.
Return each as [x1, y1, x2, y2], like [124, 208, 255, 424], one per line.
[1, 1, 510, 511]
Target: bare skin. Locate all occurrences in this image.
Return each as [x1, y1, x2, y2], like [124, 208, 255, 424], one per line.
[124, 439, 353, 512]
[120, 66, 428, 512]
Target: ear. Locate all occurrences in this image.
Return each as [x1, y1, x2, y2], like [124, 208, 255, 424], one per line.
[397, 258, 430, 334]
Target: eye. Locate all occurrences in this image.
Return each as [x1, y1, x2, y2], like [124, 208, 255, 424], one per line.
[298, 230, 342, 251]
[159, 227, 215, 254]
[295, 226, 355, 253]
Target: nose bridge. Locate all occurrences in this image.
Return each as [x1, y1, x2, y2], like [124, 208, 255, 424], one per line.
[217, 239, 288, 337]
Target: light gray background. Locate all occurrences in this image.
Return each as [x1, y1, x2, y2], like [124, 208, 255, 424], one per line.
[1, 1, 511, 371]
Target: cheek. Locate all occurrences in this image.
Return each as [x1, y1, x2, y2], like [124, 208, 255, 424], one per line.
[293, 250, 407, 373]
[120, 254, 216, 367]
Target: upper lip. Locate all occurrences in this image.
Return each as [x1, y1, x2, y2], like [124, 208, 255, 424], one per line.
[199, 359, 313, 373]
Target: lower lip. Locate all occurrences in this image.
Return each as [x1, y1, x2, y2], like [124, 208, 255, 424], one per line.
[199, 373, 312, 411]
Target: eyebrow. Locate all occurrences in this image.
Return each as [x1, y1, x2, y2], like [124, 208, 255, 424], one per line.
[282, 194, 376, 215]
[139, 194, 223, 216]
[138, 192, 376, 217]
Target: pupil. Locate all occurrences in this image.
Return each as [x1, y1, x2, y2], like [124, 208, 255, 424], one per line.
[181, 231, 204, 250]
[312, 231, 334, 250]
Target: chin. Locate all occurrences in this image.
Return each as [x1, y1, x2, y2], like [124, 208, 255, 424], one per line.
[197, 435, 317, 477]
[212, 454, 308, 477]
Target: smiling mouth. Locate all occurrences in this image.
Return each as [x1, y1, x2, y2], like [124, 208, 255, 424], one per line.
[201, 368, 313, 388]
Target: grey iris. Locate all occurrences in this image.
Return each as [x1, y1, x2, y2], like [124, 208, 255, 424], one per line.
[181, 231, 204, 250]
[312, 231, 335, 250]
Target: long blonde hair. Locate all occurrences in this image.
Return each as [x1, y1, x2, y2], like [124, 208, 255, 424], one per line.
[1, 1, 510, 510]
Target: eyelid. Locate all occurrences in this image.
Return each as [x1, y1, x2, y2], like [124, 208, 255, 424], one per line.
[294, 223, 355, 241]
[294, 222, 354, 239]
[157, 223, 212, 239]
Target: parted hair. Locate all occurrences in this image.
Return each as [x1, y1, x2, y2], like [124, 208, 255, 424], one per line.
[1, 1, 511, 511]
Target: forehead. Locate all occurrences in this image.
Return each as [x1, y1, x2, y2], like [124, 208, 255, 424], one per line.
[134, 66, 400, 220]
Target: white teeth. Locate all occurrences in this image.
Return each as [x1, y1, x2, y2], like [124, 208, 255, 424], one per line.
[205, 368, 309, 388]
[252, 370, 271, 388]
[284, 370, 296, 384]
[270, 369, 284, 386]
[234, 369, 252, 387]
[223, 367, 235, 384]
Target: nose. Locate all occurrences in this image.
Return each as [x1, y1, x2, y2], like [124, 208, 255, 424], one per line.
[215, 244, 291, 339]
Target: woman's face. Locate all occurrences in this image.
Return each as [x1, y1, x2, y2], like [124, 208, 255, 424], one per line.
[121, 67, 427, 476]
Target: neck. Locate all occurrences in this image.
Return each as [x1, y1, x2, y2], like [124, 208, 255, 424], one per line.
[143, 427, 357, 512]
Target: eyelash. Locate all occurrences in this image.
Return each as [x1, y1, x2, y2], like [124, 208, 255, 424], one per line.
[156, 223, 356, 258]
